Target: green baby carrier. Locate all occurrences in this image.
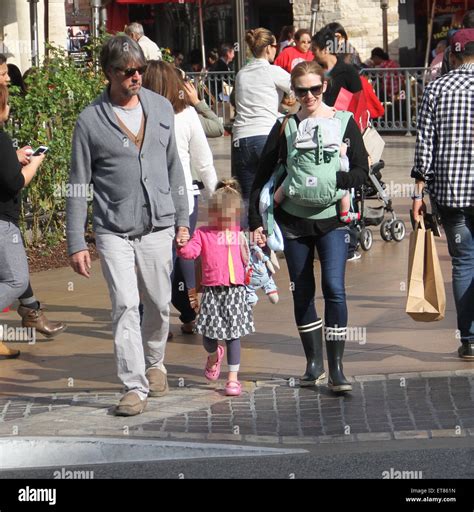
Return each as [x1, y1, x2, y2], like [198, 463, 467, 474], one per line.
[278, 111, 353, 221]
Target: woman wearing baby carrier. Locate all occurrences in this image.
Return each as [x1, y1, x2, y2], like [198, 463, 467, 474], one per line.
[249, 61, 369, 392]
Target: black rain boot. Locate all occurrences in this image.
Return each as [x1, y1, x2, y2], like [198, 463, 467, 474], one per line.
[326, 339, 352, 393]
[298, 322, 326, 386]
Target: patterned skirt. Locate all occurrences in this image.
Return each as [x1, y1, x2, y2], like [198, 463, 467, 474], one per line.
[196, 285, 255, 340]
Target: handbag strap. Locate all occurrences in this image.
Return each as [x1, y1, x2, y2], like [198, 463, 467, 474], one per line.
[334, 110, 353, 140]
[267, 115, 293, 237]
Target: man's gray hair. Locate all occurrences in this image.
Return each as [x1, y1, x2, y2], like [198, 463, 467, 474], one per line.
[100, 35, 146, 77]
[125, 22, 144, 38]
[0, 54, 6, 65]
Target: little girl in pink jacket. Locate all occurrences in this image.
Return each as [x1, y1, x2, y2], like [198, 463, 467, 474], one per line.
[177, 179, 254, 396]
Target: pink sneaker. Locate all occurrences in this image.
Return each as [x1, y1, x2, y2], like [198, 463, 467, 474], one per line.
[225, 380, 242, 396]
[204, 345, 225, 381]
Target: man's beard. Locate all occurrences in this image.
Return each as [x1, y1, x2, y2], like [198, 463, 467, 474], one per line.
[123, 81, 141, 97]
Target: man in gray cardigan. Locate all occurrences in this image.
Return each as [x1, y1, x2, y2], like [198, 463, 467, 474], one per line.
[67, 36, 189, 416]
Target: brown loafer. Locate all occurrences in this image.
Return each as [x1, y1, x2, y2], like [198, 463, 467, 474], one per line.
[146, 368, 169, 397]
[115, 391, 147, 416]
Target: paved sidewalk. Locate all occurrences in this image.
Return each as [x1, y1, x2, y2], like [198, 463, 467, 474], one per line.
[1, 135, 473, 447]
[1, 373, 474, 446]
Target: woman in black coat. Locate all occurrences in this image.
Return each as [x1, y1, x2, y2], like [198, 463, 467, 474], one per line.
[249, 62, 369, 393]
[0, 85, 45, 358]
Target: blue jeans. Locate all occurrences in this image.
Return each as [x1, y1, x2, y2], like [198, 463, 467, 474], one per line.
[232, 135, 268, 228]
[0, 221, 29, 310]
[283, 228, 350, 328]
[438, 206, 474, 344]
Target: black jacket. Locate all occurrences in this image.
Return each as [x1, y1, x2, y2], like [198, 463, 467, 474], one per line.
[0, 129, 24, 225]
[324, 59, 363, 107]
[248, 115, 369, 236]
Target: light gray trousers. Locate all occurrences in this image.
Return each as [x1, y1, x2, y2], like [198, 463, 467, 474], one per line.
[0, 221, 29, 311]
[96, 227, 174, 399]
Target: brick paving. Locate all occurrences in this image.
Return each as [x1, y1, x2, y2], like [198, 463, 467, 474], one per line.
[1, 372, 473, 445]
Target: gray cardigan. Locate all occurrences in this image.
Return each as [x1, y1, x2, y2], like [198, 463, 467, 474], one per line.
[67, 87, 189, 256]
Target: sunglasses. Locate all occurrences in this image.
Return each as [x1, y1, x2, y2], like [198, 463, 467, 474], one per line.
[116, 65, 147, 77]
[294, 84, 324, 97]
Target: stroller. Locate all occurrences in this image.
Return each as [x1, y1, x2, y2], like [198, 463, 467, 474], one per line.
[352, 160, 407, 251]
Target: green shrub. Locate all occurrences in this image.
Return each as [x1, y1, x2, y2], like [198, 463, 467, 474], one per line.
[7, 42, 106, 247]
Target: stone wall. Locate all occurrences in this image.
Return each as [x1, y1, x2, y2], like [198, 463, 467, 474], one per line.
[292, 0, 400, 62]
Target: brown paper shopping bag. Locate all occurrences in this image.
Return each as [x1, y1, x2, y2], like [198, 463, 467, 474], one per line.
[406, 217, 446, 322]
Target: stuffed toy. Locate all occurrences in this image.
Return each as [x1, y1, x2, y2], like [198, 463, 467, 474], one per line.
[245, 244, 279, 306]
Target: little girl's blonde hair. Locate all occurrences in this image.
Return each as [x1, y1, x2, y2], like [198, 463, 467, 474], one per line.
[208, 178, 243, 214]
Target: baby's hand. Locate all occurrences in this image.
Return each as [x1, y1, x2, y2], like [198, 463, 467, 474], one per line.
[340, 142, 348, 157]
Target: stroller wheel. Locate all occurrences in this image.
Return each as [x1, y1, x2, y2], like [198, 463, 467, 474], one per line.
[391, 220, 406, 242]
[360, 228, 373, 251]
[380, 220, 393, 242]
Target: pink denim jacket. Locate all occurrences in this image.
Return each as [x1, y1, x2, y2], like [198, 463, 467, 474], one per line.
[177, 226, 247, 286]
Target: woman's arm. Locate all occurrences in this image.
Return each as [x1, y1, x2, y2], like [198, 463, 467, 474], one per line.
[194, 101, 224, 138]
[21, 155, 46, 186]
[336, 117, 369, 190]
[271, 66, 292, 95]
[184, 81, 224, 138]
[345, 64, 363, 93]
[248, 121, 283, 231]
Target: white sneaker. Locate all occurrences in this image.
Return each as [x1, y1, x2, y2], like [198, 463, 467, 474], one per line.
[347, 251, 362, 261]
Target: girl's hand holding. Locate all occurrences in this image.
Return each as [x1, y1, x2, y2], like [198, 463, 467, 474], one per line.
[176, 226, 190, 247]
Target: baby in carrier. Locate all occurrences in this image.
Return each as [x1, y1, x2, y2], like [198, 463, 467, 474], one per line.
[273, 113, 360, 224]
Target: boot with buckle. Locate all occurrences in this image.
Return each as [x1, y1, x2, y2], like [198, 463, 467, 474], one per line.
[17, 304, 66, 338]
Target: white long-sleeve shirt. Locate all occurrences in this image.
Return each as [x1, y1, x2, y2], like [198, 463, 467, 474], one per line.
[138, 35, 162, 61]
[174, 106, 218, 215]
[232, 58, 291, 141]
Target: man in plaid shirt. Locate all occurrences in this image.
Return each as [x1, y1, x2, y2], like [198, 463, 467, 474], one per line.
[412, 29, 474, 360]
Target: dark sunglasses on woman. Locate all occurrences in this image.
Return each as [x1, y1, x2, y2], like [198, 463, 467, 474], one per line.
[294, 84, 324, 98]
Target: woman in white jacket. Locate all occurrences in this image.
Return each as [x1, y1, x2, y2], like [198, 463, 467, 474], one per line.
[232, 28, 292, 226]
[144, 61, 218, 334]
